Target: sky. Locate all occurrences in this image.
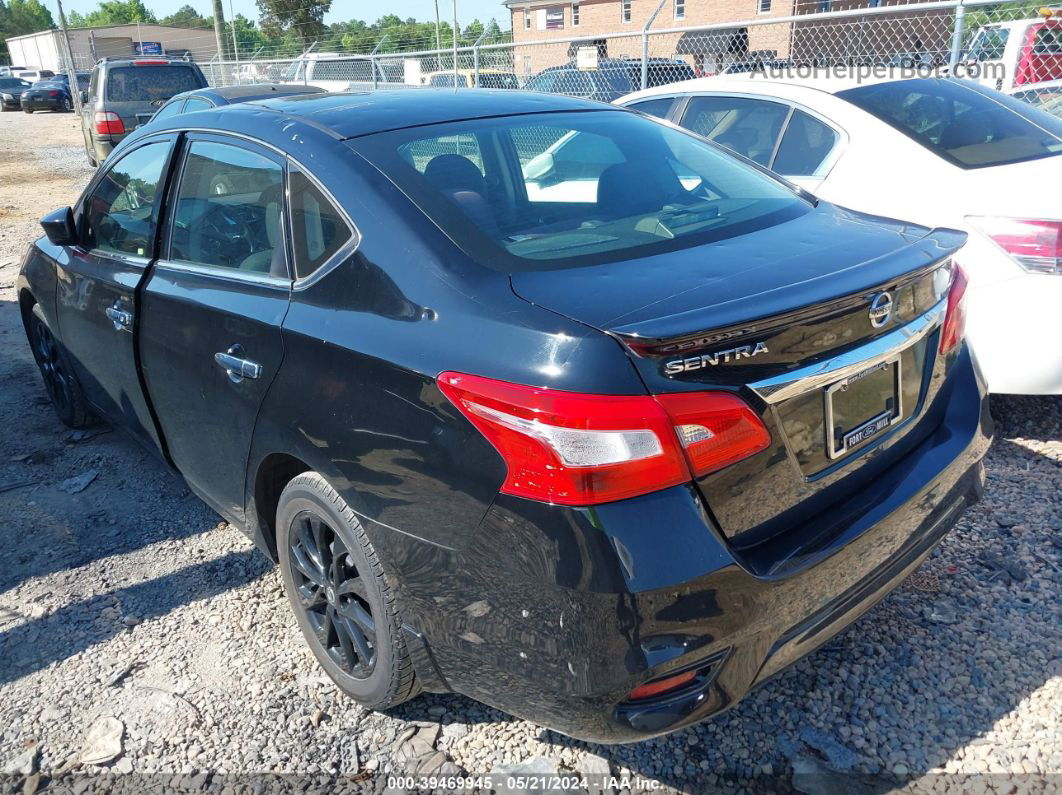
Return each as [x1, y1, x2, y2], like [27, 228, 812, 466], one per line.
[52, 0, 513, 29]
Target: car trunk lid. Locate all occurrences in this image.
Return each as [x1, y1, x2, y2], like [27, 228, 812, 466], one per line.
[509, 203, 967, 547]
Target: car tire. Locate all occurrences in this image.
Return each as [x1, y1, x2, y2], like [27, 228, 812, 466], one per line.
[27, 310, 93, 428]
[62, 98, 72, 112]
[23, 107, 32, 114]
[276, 472, 420, 710]
[86, 149, 97, 167]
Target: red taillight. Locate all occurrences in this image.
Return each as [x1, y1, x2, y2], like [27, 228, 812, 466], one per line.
[48, 89, 59, 97]
[133, 59, 169, 65]
[627, 669, 698, 701]
[939, 264, 968, 357]
[970, 217, 1062, 276]
[94, 111, 125, 135]
[437, 372, 770, 506]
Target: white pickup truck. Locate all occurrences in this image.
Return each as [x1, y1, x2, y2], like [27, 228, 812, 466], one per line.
[961, 7, 1062, 91]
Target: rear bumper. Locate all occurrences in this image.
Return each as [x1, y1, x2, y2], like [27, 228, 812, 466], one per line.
[381, 347, 991, 743]
[21, 98, 64, 111]
[965, 271, 1062, 395]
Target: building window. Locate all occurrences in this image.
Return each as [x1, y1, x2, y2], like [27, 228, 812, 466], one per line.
[622, 0, 632, 23]
[818, 0, 831, 10]
[523, 55, 532, 75]
[545, 5, 564, 29]
[674, 0, 685, 18]
[524, 8, 531, 29]
[759, 0, 771, 12]
[572, 2, 580, 26]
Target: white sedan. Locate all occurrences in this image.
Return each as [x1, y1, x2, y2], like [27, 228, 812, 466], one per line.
[617, 75, 1062, 395]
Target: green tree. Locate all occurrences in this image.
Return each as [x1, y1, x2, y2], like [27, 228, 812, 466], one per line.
[161, 4, 208, 28]
[67, 0, 157, 27]
[256, 0, 331, 46]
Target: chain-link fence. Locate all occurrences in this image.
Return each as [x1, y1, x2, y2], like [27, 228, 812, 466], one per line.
[196, 0, 1059, 99]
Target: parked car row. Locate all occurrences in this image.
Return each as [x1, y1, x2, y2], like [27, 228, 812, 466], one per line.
[0, 71, 89, 114]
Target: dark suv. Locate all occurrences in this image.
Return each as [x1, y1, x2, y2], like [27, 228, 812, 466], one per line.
[80, 56, 207, 166]
[19, 90, 989, 742]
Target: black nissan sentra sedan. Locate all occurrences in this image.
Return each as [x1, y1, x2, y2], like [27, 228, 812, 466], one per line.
[17, 90, 991, 742]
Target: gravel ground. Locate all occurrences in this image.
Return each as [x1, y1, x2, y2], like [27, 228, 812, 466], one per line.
[0, 110, 1059, 794]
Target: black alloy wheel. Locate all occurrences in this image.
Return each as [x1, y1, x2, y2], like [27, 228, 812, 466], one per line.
[29, 314, 92, 427]
[287, 510, 378, 678]
[276, 472, 419, 708]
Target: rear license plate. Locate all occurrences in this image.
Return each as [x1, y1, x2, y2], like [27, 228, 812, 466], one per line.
[824, 357, 902, 459]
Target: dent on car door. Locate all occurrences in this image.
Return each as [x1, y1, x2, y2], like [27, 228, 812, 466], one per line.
[138, 134, 292, 522]
[54, 136, 176, 453]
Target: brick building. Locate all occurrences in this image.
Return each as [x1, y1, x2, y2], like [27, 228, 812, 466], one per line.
[503, 0, 952, 78]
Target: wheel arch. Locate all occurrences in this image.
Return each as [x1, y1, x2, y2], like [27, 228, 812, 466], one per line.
[248, 452, 314, 561]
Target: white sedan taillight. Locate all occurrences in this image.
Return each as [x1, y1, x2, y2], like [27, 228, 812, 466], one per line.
[969, 217, 1062, 276]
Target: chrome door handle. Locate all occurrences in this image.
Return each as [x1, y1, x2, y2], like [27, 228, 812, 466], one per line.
[214, 345, 262, 383]
[105, 303, 133, 332]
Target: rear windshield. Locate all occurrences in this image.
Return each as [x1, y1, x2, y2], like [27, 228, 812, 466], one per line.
[105, 66, 202, 103]
[353, 109, 807, 271]
[838, 78, 1062, 168]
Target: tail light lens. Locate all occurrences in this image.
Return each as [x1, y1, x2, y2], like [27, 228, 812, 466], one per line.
[48, 89, 59, 97]
[939, 263, 968, 357]
[94, 111, 125, 135]
[437, 372, 770, 506]
[969, 217, 1062, 275]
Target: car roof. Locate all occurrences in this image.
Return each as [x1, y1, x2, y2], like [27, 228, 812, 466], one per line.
[621, 71, 963, 103]
[239, 89, 615, 138]
[176, 83, 325, 104]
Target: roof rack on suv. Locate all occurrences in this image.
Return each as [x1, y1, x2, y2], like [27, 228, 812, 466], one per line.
[94, 54, 193, 64]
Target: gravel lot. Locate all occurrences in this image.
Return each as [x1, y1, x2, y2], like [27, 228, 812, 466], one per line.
[0, 110, 1059, 793]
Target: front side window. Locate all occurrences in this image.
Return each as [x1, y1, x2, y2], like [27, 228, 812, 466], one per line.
[680, 95, 791, 166]
[170, 141, 286, 274]
[1034, 24, 1062, 55]
[968, 28, 1009, 62]
[289, 168, 353, 279]
[355, 110, 806, 270]
[838, 78, 1062, 168]
[83, 141, 169, 257]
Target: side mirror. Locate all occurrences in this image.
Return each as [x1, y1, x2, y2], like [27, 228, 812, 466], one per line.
[79, 89, 88, 103]
[41, 207, 77, 247]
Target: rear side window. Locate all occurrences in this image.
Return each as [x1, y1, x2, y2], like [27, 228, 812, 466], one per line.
[170, 141, 285, 274]
[289, 168, 353, 279]
[105, 66, 203, 103]
[1034, 25, 1062, 54]
[183, 97, 212, 112]
[680, 95, 790, 166]
[479, 73, 519, 89]
[772, 110, 840, 176]
[83, 142, 169, 257]
[838, 78, 1062, 168]
[356, 110, 806, 270]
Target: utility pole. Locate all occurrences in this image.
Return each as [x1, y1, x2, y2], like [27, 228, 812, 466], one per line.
[434, 1, 442, 70]
[452, 0, 458, 84]
[211, 0, 229, 67]
[54, 0, 82, 115]
[228, 0, 241, 82]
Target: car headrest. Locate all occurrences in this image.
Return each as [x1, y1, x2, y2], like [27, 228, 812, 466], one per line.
[423, 154, 486, 194]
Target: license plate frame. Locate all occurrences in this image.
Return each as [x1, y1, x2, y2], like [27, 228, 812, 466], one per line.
[824, 355, 902, 460]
